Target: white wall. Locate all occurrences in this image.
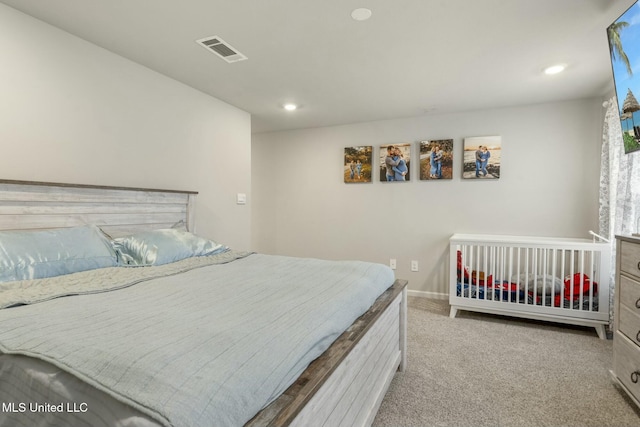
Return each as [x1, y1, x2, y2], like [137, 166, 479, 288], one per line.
[0, 4, 251, 249]
[252, 99, 604, 297]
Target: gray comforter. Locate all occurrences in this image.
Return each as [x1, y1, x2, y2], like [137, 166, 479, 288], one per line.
[0, 251, 395, 427]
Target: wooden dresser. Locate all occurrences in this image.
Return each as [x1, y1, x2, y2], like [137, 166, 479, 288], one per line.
[612, 235, 640, 408]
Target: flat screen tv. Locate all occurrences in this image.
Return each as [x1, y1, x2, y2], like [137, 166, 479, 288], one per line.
[608, 0, 640, 154]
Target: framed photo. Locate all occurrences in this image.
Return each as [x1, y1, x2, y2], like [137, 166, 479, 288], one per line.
[419, 139, 453, 180]
[344, 146, 373, 183]
[607, 1, 640, 154]
[463, 136, 501, 179]
[379, 143, 411, 182]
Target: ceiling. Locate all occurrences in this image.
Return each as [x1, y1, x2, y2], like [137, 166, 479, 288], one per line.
[1, 0, 635, 133]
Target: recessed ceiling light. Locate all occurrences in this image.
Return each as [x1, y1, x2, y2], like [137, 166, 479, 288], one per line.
[544, 64, 566, 75]
[283, 103, 297, 111]
[351, 8, 372, 21]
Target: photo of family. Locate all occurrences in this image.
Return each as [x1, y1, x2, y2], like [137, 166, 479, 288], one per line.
[463, 136, 501, 179]
[379, 143, 411, 182]
[419, 139, 453, 180]
[344, 146, 373, 183]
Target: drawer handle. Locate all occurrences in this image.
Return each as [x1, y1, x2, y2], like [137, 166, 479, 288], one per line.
[636, 298, 640, 309]
[633, 371, 640, 384]
[637, 331, 640, 342]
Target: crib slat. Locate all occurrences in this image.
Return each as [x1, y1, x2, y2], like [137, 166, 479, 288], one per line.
[542, 248, 548, 302]
[569, 251, 575, 310]
[579, 250, 585, 311]
[561, 250, 566, 308]
[551, 249, 556, 307]
[482, 245, 488, 301]
[589, 251, 596, 311]
[516, 247, 521, 303]
[525, 248, 530, 305]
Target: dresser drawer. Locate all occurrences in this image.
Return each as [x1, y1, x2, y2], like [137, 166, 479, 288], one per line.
[620, 241, 640, 280]
[620, 305, 640, 346]
[619, 275, 640, 314]
[613, 332, 640, 402]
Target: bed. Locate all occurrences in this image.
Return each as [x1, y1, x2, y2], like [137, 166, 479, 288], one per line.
[0, 179, 407, 427]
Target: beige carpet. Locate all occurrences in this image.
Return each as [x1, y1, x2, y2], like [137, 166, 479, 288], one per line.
[372, 297, 640, 427]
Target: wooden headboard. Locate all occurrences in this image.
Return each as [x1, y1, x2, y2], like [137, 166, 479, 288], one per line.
[0, 179, 197, 237]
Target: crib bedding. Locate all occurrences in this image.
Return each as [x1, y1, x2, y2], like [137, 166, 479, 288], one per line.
[0, 252, 395, 427]
[456, 282, 600, 310]
[456, 272, 599, 309]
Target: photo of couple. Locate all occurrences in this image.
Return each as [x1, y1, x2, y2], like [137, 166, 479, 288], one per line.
[344, 146, 373, 183]
[463, 136, 501, 179]
[379, 144, 411, 182]
[419, 139, 453, 180]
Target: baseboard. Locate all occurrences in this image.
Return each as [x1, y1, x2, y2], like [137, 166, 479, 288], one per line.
[406, 290, 448, 300]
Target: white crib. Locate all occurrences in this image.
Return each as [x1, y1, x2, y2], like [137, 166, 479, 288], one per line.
[449, 234, 611, 339]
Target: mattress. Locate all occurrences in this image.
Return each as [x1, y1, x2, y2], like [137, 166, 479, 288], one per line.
[0, 353, 161, 427]
[0, 251, 395, 427]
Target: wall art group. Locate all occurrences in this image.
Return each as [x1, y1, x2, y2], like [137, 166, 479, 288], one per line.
[344, 136, 501, 183]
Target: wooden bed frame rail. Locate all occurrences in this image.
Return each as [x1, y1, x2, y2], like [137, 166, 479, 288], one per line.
[247, 280, 407, 427]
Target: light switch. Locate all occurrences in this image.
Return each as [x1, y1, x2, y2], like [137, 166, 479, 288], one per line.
[236, 193, 247, 205]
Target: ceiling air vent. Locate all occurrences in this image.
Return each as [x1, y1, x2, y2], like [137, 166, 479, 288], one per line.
[196, 36, 247, 63]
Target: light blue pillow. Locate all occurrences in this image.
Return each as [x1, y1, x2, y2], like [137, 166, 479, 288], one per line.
[111, 229, 226, 266]
[0, 225, 118, 283]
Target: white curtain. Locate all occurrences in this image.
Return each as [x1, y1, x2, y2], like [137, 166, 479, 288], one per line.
[599, 95, 640, 322]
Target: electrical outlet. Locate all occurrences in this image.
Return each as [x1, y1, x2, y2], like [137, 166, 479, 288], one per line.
[411, 260, 419, 272]
[389, 258, 397, 270]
